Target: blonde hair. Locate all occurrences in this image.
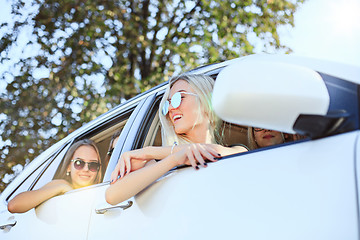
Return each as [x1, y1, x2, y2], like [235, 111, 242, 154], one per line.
[159, 74, 221, 146]
[54, 139, 103, 187]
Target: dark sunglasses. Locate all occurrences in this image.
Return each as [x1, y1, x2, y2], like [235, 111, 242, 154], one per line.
[162, 91, 197, 116]
[71, 158, 100, 172]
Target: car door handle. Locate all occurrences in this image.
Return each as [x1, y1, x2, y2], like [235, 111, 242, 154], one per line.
[95, 200, 133, 214]
[0, 220, 17, 230]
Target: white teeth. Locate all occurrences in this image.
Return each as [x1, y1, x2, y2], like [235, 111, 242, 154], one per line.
[173, 115, 182, 121]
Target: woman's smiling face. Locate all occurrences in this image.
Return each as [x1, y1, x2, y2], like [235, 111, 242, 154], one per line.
[67, 145, 100, 189]
[254, 129, 284, 148]
[167, 80, 207, 136]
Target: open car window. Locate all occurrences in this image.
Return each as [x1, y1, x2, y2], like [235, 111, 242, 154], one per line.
[5, 106, 136, 203]
[132, 93, 249, 152]
[132, 88, 307, 161]
[5, 143, 71, 202]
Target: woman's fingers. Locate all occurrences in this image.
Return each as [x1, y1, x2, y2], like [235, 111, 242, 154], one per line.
[178, 144, 220, 169]
[119, 153, 135, 178]
[110, 164, 120, 183]
[110, 167, 120, 183]
[186, 150, 198, 170]
[195, 144, 218, 162]
[192, 144, 206, 167]
[202, 145, 220, 159]
[125, 155, 132, 175]
[119, 156, 126, 179]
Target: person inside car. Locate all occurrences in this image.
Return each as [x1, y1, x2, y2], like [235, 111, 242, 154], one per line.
[247, 127, 304, 150]
[104, 131, 121, 166]
[105, 130, 148, 173]
[7, 139, 103, 213]
[106, 74, 248, 205]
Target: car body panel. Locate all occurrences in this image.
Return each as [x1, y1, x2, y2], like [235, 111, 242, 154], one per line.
[88, 132, 358, 240]
[0, 184, 102, 239]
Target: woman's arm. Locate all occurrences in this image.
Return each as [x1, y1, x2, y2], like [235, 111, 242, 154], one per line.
[106, 155, 177, 205]
[110, 144, 248, 183]
[110, 146, 172, 182]
[110, 144, 191, 182]
[7, 179, 73, 213]
[106, 144, 219, 205]
[211, 144, 248, 156]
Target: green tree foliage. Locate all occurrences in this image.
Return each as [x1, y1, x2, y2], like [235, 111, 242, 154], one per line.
[0, 0, 304, 192]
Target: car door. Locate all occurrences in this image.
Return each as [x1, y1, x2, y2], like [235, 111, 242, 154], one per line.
[0, 97, 146, 240]
[89, 133, 359, 240]
[0, 142, 77, 239]
[87, 93, 160, 240]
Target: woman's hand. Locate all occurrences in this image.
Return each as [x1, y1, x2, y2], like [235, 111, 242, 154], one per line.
[110, 148, 151, 183]
[172, 144, 220, 169]
[110, 143, 223, 183]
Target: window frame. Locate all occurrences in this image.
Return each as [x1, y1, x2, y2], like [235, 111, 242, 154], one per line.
[5, 142, 71, 202]
[104, 93, 159, 181]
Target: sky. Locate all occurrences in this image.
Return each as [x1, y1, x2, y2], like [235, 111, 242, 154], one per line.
[279, 0, 360, 67]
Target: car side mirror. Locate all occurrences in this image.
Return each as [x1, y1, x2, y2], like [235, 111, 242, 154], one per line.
[212, 58, 330, 135]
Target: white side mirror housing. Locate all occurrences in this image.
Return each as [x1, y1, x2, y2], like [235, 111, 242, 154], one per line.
[212, 58, 330, 134]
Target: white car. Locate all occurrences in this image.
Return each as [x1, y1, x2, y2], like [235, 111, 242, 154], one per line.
[0, 54, 359, 240]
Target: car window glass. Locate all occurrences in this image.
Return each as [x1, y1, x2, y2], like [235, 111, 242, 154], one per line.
[133, 94, 248, 150]
[6, 107, 134, 201]
[30, 142, 73, 191]
[134, 95, 162, 149]
[5, 143, 68, 202]
[31, 121, 128, 191]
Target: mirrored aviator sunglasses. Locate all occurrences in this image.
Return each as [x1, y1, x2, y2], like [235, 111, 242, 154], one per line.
[71, 159, 100, 172]
[162, 92, 197, 116]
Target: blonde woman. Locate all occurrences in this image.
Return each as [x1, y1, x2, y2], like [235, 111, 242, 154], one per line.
[106, 74, 248, 205]
[8, 139, 103, 213]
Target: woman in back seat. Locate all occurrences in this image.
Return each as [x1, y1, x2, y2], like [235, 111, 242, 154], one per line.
[247, 127, 304, 150]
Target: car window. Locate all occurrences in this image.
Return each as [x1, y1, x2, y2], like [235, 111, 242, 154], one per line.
[133, 94, 162, 149]
[5, 143, 70, 202]
[5, 106, 136, 203]
[37, 116, 130, 189]
[30, 141, 73, 191]
[132, 93, 248, 151]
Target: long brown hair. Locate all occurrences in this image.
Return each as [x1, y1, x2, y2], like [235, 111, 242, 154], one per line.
[54, 139, 102, 186]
